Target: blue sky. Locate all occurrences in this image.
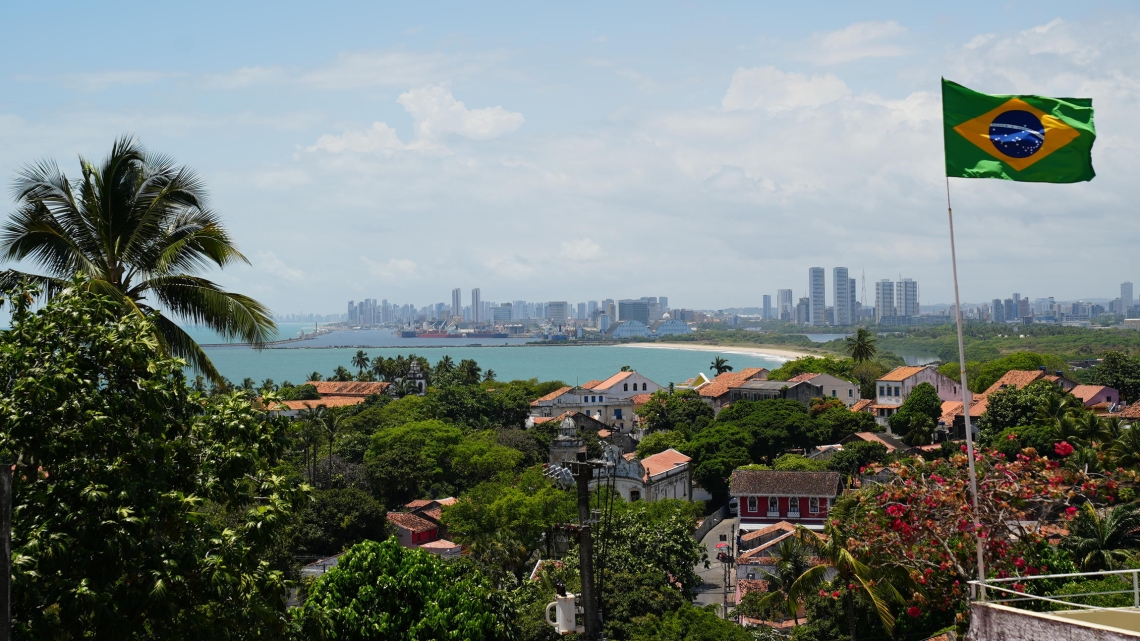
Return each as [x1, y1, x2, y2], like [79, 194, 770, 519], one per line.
[1, 1, 1138, 315]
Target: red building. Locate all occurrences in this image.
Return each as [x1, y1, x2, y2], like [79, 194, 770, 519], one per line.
[730, 470, 841, 530]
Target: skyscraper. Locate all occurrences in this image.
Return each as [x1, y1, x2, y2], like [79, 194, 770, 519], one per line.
[471, 288, 481, 323]
[577, 302, 587, 320]
[588, 301, 599, 319]
[896, 278, 919, 317]
[1123, 282, 1134, 309]
[762, 294, 772, 320]
[833, 267, 850, 326]
[547, 301, 569, 325]
[777, 289, 794, 321]
[659, 296, 669, 310]
[875, 280, 895, 322]
[849, 278, 857, 322]
[808, 267, 826, 326]
[992, 299, 1004, 322]
[618, 299, 650, 325]
[451, 288, 462, 319]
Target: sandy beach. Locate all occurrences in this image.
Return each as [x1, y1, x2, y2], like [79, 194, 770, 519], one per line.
[618, 342, 816, 362]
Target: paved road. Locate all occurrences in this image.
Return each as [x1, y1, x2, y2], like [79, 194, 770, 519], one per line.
[692, 515, 738, 608]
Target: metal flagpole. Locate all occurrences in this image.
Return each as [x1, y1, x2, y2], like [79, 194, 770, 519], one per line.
[945, 177, 986, 598]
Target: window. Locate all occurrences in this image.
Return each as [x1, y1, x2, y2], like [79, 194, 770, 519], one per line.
[894, 386, 900, 396]
[747, 496, 757, 512]
[768, 497, 779, 513]
[831, 390, 837, 397]
[630, 490, 641, 502]
[583, 397, 587, 403]
[1109, 396, 1114, 402]
[848, 389, 853, 397]
[623, 383, 629, 391]
[614, 409, 623, 419]
[599, 396, 604, 403]
[809, 497, 820, 513]
[879, 385, 885, 396]
[642, 383, 647, 390]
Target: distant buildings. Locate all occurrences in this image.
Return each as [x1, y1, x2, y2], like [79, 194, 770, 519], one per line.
[762, 294, 772, 320]
[776, 289, 793, 321]
[1124, 282, 1134, 309]
[547, 301, 569, 326]
[833, 267, 851, 326]
[808, 267, 826, 326]
[470, 288, 481, 323]
[618, 299, 650, 325]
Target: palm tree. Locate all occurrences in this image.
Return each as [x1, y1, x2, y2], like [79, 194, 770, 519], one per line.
[791, 518, 903, 640]
[1062, 504, 1140, 571]
[1110, 425, 1140, 467]
[308, 371, 323, 382]
[483, 369, 497, 382]
[751, 537, 815, 624]
[710, 357, 732, 376]
[844, 328, 878, 364]
[370, 357, 390, 381]
[0, 136, 274, 382]
[351, 350, 370, 376]
[457, 359, 482, 384]
[330, 366, 353, 382]
[901, 414, 936, 446]
[435, 355, 455, 376]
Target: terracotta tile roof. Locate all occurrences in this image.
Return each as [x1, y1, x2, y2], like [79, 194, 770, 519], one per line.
[737, 532, 796, 563]
[309, 381, 390, 397]
[419, 538, 459, 550]
[420, 507, 442, 522]
[1071, 384, 1112, 404]
[405, 499, 434, 509]
[591, 371, 633, 392]
[436, 497, 457, 506]
[386, 512, 437, 533]
[740, 521, 797, 543]
[1119, 402, 1140, 419]
[698, 368, 768, 399]
[730, 470, 841, 497]
[532, 416, 558, 424]
[788, 373, 822, 383]
[630, 393, 654, 405]
[737, 579, 769, 598]
[841, 432, 905, 454]
[983, 370, 1046, 395]
[581, 380, 603, 389]
[850, 399, 873, 413]
[277, 397, 367, 411]
[878, 366, 928, 382]
[640, 448, 691, 480]
[530, 386, 572, 406]
[598, 429, 612, 438]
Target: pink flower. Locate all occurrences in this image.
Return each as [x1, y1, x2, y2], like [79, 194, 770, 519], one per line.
[1054, 441, 1074, 457]
[1007, 433, 1017, 440]
[1065, 506, 1078, 517]
[907, 606, 921, 618]
[960, 445, 968, 452]
[1014, 558, 1026, 569]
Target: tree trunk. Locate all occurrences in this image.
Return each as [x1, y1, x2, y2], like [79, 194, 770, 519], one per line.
[846, 590, 856, 641]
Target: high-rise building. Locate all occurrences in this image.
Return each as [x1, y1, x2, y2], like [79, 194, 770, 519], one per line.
[1123, 282, 1134, 309]
[896, 278, 919, 317]
[833, 267, 851, 326]
[492, 303, 513, 324]
[451, 288, 462, 319]
[659, 297, 669, 310]
[1011, 293, 1022, 319]
[762, 294, 772, 320]
[471, 288, 482, 323]
[875, 280, 895, 322]
[588, 301, 599, 319]
[618, 299, 650, 325]
[547, 301, 569, 326]
[795, 297, 810, 325]
[808, 267, 826, 326]
[992, 299, 1004, 323]
[849, 279, 857, 322]
[577, 302, 587, 321]
[602, 299, 616, 320]
[777, 289, 794, 321]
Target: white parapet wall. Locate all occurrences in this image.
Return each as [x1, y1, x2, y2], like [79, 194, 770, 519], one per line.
[968, 602, 1140, 640]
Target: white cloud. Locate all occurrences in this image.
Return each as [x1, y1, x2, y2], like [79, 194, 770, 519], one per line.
[804, 21, 909, 64]
[361, 257, 418, 279]
[306, 122, 406, 153]
[722, 66, 849, 111]
[254, 250, 307, 283]
[398, 85, 524, 140]
[560, 239, 602, 261]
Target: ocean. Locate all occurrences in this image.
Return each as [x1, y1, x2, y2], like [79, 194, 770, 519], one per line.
[183, 326, 790, 387]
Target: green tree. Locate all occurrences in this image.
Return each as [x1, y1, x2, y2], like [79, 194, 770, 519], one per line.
[844, 328, 878, 364]
[976, 379, 1069, 438]
[330, 365, 353, 382]
[292, 488, 391, 557]
[716, 399, 817, 461]
[635, 389, 715, 436]
[828, 441, 888, 479]
[682, 424, 752, 498]
[308, 371, 323, 382]
[1062, 504, 1140, 571]
[629, 604, 752, 641]
[300, 538, 515, 640]
[636, 430, 689, 458]
[457, 358, 483, 384]
[0, 136, 274, 382]
[710, 357, 733, 375]
[1088, 351, 1140, 404]
[351, 349, 370, 377]
[484, 368, 497, 382]
[769, 356, 856, 383]
[0, 277, 302, 639]
[749, 537, 816, 624]
[364, 420, 463, 505]
[886, 382, 942, 436]
[772, 453, 828, 471]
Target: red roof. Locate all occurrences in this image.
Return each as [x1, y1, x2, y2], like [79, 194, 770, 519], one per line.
[878, 366, 928, 382]
[581, 380, 603, 389]
[590, 371, 633, 392]
[740, 521, 797, 543]
[419, 538, 460, 550]
[847, 432, 901, 454]
[640, 448, 690, 480]
[787, 373, 822, 383]
[630, 393, 654, 405]
[387, 512, 437, 533]
[983, 370, 1046, 395]
[309, 381, 390, 397]
[1120, 402, 1140, 419]
[1071, 384, 1112, 404]
[276, 397, 367, 411]
[405, 499, 434, 509]
[531, 386, 572, 406]
[850, 399, 873, 413]
[699, 368, 768, 399]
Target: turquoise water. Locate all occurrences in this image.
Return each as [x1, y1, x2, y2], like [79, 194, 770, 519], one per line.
[200, 344, 789, 387]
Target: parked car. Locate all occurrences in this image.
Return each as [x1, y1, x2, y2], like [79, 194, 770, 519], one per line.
[728, 497, 738, 516]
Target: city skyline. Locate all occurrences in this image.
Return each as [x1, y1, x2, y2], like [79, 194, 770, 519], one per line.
[3, 2, 1139, 314]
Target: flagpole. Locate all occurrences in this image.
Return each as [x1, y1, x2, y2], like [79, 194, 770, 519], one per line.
[945, 177, 986, 598]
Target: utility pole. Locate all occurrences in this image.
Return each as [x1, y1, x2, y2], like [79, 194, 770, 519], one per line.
[569, 458, 602, 640]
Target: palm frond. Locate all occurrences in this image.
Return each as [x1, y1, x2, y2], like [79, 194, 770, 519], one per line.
[151, 314, 221, 383]
[144, 275, 275, 345]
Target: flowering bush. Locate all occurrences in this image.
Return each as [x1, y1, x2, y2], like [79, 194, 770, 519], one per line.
[843, 447, 1137, 617]
[1054, 441, 1075, 457]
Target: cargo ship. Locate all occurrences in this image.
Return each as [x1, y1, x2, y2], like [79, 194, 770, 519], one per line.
[416, 332, 463, 338]
[467, 332, 509, 338]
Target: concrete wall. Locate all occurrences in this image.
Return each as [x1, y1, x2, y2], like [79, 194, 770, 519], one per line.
[968, 603, 1140, 640]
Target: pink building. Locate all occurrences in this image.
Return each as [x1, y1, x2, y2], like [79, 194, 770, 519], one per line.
[730, 470, 841, 530]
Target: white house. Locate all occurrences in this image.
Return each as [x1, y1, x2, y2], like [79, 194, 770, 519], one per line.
[590, 445, 692, 502]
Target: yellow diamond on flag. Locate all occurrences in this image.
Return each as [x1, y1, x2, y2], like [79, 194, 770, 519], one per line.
[952, 97, 1081, 171]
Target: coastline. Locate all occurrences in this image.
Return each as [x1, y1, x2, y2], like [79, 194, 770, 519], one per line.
[618, 342, 817, 362]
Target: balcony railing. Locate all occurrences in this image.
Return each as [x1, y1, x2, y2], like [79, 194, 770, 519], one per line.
[766, 510, 780, 518]
[970, 568, 1140, 610]
[788, 511, 801, 519]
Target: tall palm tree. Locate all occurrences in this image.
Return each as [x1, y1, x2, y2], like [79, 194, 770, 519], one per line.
[752, 537, 815, 624]
[1062, 504, 1140, 571]
[0, 136, 274, 381]
[1110, 425, 1140, 467]
[710, 357, 733, 376]
[351, 350, 370, 376]
[844, 328, 878, 364]
[483, 369, 497, 382]
[370, 357, 390, 382]
[307, 371, 323, 382]
[457, 359, 482, 384]
[435, 355, 455, 376]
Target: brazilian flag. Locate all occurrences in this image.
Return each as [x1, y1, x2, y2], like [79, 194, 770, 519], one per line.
[942, 79, 1095, 183]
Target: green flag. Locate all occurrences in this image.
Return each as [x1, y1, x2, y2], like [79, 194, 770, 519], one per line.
[942, 78, 1095, 183]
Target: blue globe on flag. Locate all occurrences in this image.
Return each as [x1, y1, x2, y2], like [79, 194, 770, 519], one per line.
[989, 110, 1045, 158]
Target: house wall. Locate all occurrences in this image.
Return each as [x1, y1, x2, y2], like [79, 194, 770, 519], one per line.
[876, 367, 961, 408]
[1080, 387, 1120, 406]
[737, 494, 831, 524]
[596, 373, 662, 400]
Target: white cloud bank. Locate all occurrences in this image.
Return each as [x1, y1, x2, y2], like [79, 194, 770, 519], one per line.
[722, 66, 850, 111]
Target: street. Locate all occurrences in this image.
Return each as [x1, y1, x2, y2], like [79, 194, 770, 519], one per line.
[692, 515, 737, 610]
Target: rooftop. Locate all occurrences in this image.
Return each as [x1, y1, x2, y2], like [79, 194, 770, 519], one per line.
[591, 371, 633, 391]
[983, 369, 1047, 395]
[698, 368, 768, 398]
[878, 365, 929, 382]
[730, 470, 841, 497]
[531, 386, 572, 405]
[308, 381, 390, 397]
[386, 512, 437, 533]
[640, 448, 691, 480]
[276, 397, 368, 411]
